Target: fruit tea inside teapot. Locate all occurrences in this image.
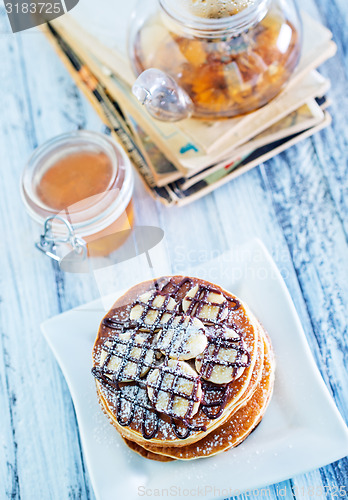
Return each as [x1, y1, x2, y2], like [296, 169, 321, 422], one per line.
[129, 0, 301, 122]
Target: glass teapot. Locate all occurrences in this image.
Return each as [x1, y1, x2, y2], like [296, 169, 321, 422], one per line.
[128, 0, 301, 121]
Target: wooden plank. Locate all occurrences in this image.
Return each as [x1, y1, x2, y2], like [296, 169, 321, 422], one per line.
[0, 22, 96, 500]
[260, 142, 348, 490]
[261, 120, 348, 415]
[298, 0, 348, 236]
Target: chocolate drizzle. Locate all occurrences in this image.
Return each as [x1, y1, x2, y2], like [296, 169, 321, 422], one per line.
[170, 418, 206, 439]
[201, 383, 233, 419]
[148, 358, 201, 420]
[92, 277, 251, 440]
[183, 280, 241, 319]
[200, 334, 251, 380]
[141, 408, 159, 440]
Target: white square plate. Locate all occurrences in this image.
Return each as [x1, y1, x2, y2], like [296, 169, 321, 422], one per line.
[41, 239, 348, 500]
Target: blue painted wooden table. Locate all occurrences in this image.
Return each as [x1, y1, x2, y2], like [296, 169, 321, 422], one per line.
[0, 0, 347, 498]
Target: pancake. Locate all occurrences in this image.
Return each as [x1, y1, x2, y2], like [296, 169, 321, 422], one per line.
[91, 276, 274, 459]
[95, 326, 265, 448]
[122, 437, 175, 462]
[135, 329, 275, 459]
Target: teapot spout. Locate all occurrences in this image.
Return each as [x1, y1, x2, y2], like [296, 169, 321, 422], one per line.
[132, 69, 194, 122]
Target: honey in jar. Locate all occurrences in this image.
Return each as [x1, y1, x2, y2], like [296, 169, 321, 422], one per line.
[21, 131, 134, 260]
[129, 0, 302, 120]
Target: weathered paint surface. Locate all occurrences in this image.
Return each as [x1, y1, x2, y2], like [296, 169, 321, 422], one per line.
[0, 0, 347, 498]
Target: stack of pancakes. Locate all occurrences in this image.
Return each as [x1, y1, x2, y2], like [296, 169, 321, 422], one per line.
[92, 276, 275, 461]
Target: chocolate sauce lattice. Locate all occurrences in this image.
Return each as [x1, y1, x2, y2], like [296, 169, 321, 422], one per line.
[201, 383, 233, 420]
[147, 359, 201, 420]
[92, 369, 160, 439]
[183, 282, 241, 323]
[92, 278, 251, 440]
[95, 331, 154, 381]
[181, 282, 251, 418]
[198, 334, 251, 420]
[199, 335, 251, 380]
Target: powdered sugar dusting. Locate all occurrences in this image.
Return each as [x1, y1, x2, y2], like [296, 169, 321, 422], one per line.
[92, 277, 257, 443]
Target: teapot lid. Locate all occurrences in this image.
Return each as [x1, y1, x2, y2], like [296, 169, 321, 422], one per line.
[159, 0, 270, 38]
[173, 0, 256, 19]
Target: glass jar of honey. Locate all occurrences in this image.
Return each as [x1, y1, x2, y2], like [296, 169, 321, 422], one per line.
[21, 131, 134, 264]
[129, 0, 302, 121]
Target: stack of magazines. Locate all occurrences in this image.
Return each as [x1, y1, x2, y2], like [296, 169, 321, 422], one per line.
[43, 9, 336, 206]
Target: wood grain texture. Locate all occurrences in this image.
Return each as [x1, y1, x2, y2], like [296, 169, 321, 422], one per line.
[0, 0, 347, 498]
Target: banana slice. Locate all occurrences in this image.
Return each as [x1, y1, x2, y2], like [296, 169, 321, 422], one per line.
[182, 285, 228, 322]
[147, 359, 202, 419]
[195, 336, 250, 384]
[99, 331, 155, 382]
[130, 291, 177, 329]
[155, 315, 208, 360]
